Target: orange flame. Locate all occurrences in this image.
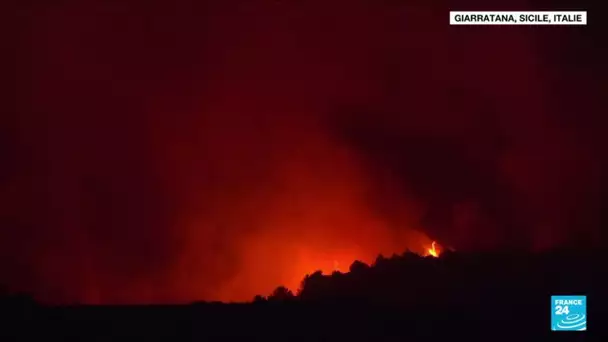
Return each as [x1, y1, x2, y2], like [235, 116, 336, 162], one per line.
[427, 241, 440, 257]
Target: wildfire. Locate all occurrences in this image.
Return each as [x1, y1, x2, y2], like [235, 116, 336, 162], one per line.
[427, 241, 440, 257]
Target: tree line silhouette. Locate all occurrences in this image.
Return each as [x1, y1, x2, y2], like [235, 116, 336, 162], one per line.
[1, 249, 603, 341]
[259, 249, 601, 307]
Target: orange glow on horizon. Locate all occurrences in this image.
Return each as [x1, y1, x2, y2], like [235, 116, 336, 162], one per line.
[209, 234, 441, 303]
[242, 238, 443, 300]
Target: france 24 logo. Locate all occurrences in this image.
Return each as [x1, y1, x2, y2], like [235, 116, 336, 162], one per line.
[551, 295, 586, 331]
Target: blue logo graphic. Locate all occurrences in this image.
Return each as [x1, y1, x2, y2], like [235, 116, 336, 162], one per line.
[551, 295, 586, 331]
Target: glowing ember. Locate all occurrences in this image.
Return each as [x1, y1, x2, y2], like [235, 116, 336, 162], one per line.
[427, 241, 440, 257]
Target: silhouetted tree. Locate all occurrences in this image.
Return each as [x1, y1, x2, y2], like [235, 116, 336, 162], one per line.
[298, 271, 327, 300]
[373, 254, 389, 269]
[401, 250, 420, 260]
[349, 260, 369, 274]
[300, 270, 324, 290]
[268, 286, 295, 302]
[253, 295, 267, 303]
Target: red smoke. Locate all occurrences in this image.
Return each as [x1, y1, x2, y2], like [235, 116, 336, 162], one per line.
[2, 1, 604, 303]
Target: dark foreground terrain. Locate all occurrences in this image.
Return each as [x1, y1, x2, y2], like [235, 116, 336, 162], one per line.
[2, 250, 604, 341]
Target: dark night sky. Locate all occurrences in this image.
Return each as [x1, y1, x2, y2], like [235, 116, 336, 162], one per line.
[2, 1, 606, 303]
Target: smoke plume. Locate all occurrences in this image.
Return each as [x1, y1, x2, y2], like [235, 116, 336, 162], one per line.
[2, 1, 605, 303]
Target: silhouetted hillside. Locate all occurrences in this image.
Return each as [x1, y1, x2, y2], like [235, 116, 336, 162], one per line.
[262, 249, 604, 307]
[2, 250, 604, 341]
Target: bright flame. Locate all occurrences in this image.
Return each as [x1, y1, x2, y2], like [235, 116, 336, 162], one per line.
[427, 241, 439, 257]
